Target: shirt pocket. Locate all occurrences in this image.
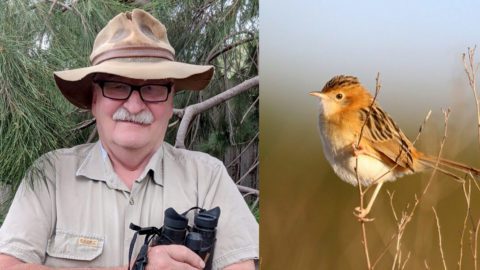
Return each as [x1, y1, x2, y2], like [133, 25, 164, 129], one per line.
[46, 230, 104, 261]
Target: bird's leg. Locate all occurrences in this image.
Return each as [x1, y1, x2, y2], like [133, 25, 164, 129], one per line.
[351, 143, 368, 157]
[355, 179, 385, 222]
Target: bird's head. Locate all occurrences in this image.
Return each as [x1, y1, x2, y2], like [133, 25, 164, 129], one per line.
[310, 75, 372, 118]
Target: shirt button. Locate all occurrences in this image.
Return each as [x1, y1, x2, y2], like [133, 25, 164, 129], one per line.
[129, 198, 134, 205]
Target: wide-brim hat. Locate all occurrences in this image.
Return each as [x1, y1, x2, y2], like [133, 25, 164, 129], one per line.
[54, 9, 214, 109]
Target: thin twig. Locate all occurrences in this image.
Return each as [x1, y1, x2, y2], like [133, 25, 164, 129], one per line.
[48, 0, 58, 14]
[474, 219, 480, 270]
[236, 184, 258, 195]
[380, 109, 450, 269]
[462, 47, 480, 147]
[240, 96, 259, 124]
[400, 252, 411, 270]
[235, 160, 259, 185]
[226, 132, 258, 168]
[72, 118, 95, 131]
[87, 126, 97, 143]
[433, 207, 448, 270]
[354, 72, 381, 270]
[458, 179, 472, 270]
[412, 110, 433, 144]
[46, 0, 72, 11]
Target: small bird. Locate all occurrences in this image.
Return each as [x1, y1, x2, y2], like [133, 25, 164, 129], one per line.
[310, 75, 480, 220]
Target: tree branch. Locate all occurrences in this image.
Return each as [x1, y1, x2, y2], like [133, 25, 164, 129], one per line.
[206, 36, 256, 64]
[237, 184, 258, 196]
[175, 76, 259, 148]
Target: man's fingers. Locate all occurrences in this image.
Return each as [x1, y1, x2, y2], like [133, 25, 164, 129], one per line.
[150, 245, 205, 269]
[164, 245, 205, 269]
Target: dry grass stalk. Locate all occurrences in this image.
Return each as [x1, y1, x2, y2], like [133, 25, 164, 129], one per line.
[462, 46, 480, 147]
[462, 46, 480, 270]
[373, 109, 451, 269]
[473, 220, 480, 270]
[432, 207, 448, 270]
[459, 179, 472, 270]
[354, 72, 382, 270]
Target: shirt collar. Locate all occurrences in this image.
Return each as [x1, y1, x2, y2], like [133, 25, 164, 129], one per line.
[136, 143, 164, 186]
[76, 141, 164, 188]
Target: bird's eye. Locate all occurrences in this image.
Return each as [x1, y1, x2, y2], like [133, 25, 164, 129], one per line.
[336, 93, 343, 100]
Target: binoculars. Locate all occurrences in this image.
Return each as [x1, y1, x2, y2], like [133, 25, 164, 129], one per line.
[152, 206, 221, 267]
[129, 206, 221, 270]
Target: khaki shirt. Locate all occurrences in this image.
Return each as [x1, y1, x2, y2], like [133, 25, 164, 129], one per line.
[0, 142, 258, 269]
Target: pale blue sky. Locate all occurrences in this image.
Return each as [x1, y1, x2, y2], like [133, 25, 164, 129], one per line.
[262, 0, 480, 113]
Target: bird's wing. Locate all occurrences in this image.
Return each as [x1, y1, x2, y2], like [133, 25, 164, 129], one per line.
[358, 104, 415, 171]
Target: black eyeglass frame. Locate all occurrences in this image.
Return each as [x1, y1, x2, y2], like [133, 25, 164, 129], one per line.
[94, 80, 173, 103]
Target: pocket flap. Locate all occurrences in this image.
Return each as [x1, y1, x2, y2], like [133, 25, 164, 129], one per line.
[47, 230, 104, 261]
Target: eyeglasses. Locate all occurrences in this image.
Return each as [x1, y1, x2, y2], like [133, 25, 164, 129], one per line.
[94, 80, 173, 102]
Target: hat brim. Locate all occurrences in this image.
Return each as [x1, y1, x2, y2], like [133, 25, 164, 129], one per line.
[54, 60, 214, 109]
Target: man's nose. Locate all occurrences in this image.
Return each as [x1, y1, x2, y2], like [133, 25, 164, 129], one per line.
[123, 90, 147, 114]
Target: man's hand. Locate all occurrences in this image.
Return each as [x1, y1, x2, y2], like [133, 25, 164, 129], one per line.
[146, 245, 205, 270]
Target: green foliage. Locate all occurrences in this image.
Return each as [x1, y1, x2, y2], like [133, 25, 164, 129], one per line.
[147, 0, 259, 157]
[250, 202, 259, 222]
[0, 0, 258, 222]
[0, 1, 131, 187]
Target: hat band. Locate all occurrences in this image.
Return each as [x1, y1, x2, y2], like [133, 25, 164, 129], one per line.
[91, 46, 175, 65]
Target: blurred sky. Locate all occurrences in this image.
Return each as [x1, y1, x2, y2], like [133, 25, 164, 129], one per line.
[262, 0, 480, 113]
[260, 1, 480, 269]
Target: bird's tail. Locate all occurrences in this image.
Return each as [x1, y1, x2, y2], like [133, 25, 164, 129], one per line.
[418, 155, 480, 181]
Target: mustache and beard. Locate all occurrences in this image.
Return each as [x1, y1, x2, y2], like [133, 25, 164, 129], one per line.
[112, 107, 154, 125]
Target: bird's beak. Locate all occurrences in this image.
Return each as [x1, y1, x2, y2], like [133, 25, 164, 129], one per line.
[309, 91, 325, 99]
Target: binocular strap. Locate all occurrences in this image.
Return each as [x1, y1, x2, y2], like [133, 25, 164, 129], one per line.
[128, 223, 161, 270]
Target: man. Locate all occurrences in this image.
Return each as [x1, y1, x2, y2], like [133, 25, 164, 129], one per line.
[0, 9, 258, 270]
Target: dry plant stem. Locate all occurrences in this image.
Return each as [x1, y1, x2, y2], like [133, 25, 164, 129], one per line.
[240, 96, 259, 124]
[463, 46, 480, 270]
[72, 118, 96, 131]
[226, 132, 259, 168]
[235, 160, 259, 185]
[87, 127, 97, 143]
[401, 252, 411, 270]
[384, 191, 414, 270]
[433, 207, 448, 270]
[374, 110, 450, 269]
[474, 220, 480, 270]
[48, 0, 58, 14]
[236, 184, 258, 195]
[462, 47, 480, 147]
[175, 76, 259, 148]
[250, 196, 259, 211]
[459, 179, 472, 270]
[354, 73, 381, 270]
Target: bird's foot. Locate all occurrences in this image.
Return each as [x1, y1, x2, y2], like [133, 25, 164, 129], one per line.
[351, 143, 367, 157]
[354, 206, 375, 222]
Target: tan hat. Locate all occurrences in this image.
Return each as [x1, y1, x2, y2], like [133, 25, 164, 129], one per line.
[54, 9, 214, 109]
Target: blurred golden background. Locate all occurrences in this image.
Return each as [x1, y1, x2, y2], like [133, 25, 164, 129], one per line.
[260, 1, 480, 269]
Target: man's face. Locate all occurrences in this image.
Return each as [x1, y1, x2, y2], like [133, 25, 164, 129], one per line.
[91, 74, 174, 153]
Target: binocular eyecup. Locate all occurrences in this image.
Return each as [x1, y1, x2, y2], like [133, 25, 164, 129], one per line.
[151, 207, 221, 269]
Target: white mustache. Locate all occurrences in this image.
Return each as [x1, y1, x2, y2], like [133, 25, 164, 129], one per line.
[112, 107, 154, 125]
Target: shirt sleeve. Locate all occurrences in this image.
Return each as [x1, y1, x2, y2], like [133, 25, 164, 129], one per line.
[0, 155, 56, 264]
[201, 162, 259, 270]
